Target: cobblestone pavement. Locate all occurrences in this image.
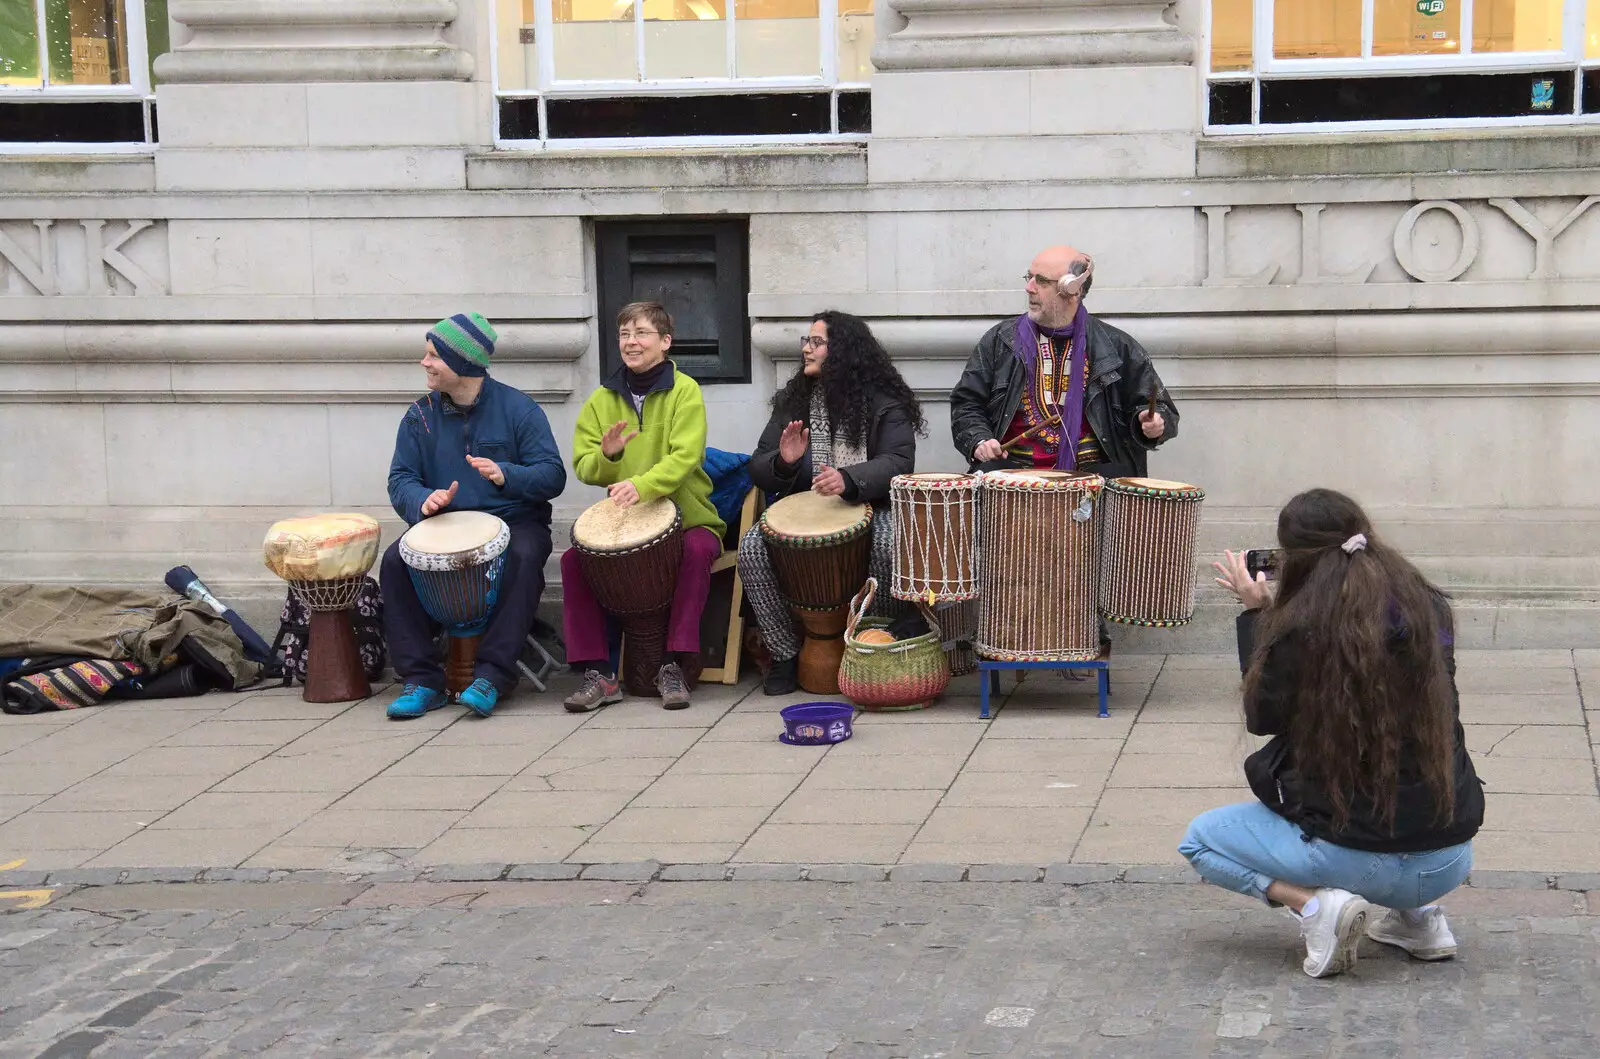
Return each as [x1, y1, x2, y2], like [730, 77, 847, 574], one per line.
[2, 879, 1598, 1058]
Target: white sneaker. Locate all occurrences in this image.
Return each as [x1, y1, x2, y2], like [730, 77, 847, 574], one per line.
[1298, 888, 1371, 978]
[1366, 907, 1457, 961]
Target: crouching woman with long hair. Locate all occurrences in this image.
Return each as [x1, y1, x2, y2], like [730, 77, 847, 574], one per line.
[1182, 488, 1484, 979]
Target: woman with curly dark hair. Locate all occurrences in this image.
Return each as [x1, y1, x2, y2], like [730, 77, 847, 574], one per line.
[1181, 488, 1483, 979]
[739, 311, 923, 694]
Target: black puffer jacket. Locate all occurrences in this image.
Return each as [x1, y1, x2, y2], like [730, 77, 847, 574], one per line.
[1237, 608, 1485, 854]
[748, 392, 916, 506]
[948, 315, 1178, 476]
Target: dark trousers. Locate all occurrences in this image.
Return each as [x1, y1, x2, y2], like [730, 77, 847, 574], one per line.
[380, 518, 552, 693]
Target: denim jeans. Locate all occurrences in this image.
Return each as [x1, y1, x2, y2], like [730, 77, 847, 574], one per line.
[1179, 801, 1473, 910]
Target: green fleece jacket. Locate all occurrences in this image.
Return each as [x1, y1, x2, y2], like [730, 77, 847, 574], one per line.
[572, 362, 726, 539]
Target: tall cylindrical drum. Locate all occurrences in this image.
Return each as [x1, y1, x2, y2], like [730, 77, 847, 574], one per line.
[1098, 478, 1206, 628]
[975, 470, 1104, 662]
[890, 472, 979, 603]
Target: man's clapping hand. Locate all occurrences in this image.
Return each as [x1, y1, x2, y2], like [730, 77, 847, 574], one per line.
[421, 480, 459, 517]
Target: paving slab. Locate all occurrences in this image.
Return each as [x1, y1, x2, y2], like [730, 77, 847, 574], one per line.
[88, 828, 275, 869]
[0, 651, 1594, 876]
[628, 772, 803, 808]
[455, 790, 634, 829]
[770, 787, 942, 825]
[736, 823, 917, 864]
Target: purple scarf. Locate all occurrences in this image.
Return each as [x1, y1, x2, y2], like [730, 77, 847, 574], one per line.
[1013, 301, 1090, 470]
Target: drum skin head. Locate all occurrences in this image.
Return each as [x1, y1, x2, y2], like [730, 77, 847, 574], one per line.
[1117, 477, 1197, 492]
[262, 512, 381, 582]
[763, 492, 870, 538]
[401, 510, 505, 556]
[572, 496, 679, 552]
[895, 472, 976, 487]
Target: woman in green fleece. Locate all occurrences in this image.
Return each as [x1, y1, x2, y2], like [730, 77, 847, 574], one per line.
[561, 301, 726, 712]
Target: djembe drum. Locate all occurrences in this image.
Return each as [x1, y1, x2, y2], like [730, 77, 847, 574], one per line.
[1098, 477, 1206, 628]
[890, 472, 980, 603]
[398, 510, 511, 696]
[975, 469, 1105, 662]
[759, 492, 874, 695]
[570, 496, 684, 697]
[262, 513, 382, 703]
[891, 472, 981, 679]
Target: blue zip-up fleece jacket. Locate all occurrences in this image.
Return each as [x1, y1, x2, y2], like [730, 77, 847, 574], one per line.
[388, 378, 567, 527]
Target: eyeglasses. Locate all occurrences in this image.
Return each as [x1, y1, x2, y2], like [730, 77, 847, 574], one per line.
[618, 329, 660, 342]
[1023, 272, 1061, 289]
[799, 336, 828, 350]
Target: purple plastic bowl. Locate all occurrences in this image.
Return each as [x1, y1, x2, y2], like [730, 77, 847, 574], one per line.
[779, 701, 854, 746]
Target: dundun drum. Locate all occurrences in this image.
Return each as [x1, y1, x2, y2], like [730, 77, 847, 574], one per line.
[1098, 478, 1206, 627]
[758, 492, 873, 695]
[399, 511, 511, 696]
[570, 497, 683, 697]
[263, 513, 382, 703]
[890, 472, 979, 603]
[975, 470, 1104, 662]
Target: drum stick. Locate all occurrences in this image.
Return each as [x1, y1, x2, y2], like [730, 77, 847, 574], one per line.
[1001, 415, 1062, 452]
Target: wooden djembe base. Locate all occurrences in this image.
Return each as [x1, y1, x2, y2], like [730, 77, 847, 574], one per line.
[304, 609, 371, 703]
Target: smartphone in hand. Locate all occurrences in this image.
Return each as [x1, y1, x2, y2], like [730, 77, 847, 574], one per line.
[1245, 548, 1281, 581]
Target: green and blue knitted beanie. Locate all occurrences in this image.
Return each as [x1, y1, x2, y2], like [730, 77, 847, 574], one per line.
[427, 312, 498, 378]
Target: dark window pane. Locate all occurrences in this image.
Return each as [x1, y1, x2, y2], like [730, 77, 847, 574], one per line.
[547, 92, 830, 138]
[499, 96, 540, 139]
[0, 100, 146, 143]
[596, 220, 751, 384]
[838, 89, 870, 133]
[148, 100, 157, 142]
[1585, 70, 1600, 115]
[1261, 70, 1574, 123]
[1208, 80, 1252, 125]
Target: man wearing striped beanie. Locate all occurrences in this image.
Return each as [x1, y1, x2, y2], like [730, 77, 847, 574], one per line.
[379, 312, 568, 721]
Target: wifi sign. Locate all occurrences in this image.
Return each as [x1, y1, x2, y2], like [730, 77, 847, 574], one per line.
[1416, 0, 1446, 13]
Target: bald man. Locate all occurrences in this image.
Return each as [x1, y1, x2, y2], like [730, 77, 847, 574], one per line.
[950, 245, 1177, 477]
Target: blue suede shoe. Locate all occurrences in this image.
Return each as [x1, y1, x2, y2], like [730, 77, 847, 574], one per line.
[458, 678, 499, 718]
[387, 683, 447, 720]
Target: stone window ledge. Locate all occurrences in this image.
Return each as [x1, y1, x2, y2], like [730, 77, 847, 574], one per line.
[0, 155, 156, 194]
[1199, 126, 1600, 179]
[467, 144, 867, 191]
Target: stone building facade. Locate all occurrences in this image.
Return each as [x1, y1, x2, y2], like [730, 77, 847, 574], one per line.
[2, 0, 1597, 647]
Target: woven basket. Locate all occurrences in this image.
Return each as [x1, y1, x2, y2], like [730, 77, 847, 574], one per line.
[838, 577, 950, 711]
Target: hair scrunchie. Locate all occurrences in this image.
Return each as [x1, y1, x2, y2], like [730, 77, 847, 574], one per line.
[1341, 533, 1368, 555]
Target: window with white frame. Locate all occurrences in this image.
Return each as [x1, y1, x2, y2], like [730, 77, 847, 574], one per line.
[493, 0, 873, 144]
[0, 0, 167, 146]
[1207, 0, 1600, 129]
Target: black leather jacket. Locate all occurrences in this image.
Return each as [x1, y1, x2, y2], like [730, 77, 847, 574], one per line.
[948, 315, 1177, 477]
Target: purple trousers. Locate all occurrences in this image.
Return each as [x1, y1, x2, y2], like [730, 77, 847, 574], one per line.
[561, 525, 722, 666]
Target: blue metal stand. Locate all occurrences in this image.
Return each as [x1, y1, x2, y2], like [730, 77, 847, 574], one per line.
[978, 659, 1111, 719]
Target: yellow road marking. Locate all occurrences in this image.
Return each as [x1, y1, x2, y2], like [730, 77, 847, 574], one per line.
[0, 889, 53, 911]
[0, 859, 26, 872]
